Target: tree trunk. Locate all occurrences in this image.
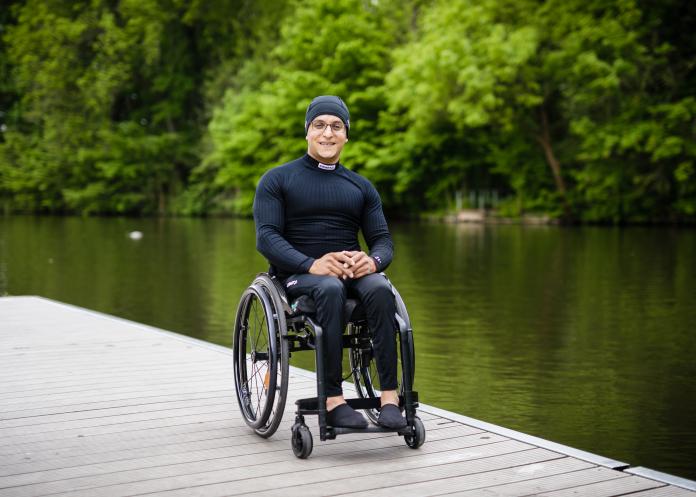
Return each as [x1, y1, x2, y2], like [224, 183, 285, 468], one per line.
[536, 108, 567, 197]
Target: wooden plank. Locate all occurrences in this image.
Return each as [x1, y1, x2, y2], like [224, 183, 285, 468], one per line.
[332, 457, 593, 497]
[0, 366, 234, 391]
[151, 449, 578, 497]
[0, 378, 234, 403]
[0, 407, 440, 461]
[0, 397, 239, 428]
[0, 359, 238, 379]
[450, 466, 628, 497]
[0, 389, 235, 418]
[0, 383, 236, 409]
[0, 423, 472, 489]
[0, 392, 435, 450]
[4, 432, 514, 497]
[0, 411, 238, 447]
[0, 363, 310, 385]
[0, 402, 240, 439]
[0, 367, 233, 389]
[0, 415, 451, 472]
[0, 416, 240, 452]
[0, 416, 453, 474]
[537, 475, 666, 496]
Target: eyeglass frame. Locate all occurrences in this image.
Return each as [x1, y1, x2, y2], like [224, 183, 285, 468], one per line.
[308, 119, 347, 133]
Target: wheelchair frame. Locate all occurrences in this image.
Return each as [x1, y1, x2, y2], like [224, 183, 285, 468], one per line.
[232, 272, 425, 458]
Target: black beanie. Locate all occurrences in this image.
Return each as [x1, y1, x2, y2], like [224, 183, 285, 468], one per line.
[305, 95, 350, 134]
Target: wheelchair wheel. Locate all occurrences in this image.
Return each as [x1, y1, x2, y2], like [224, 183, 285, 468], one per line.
[291, 423, 313, 459]
[404, 416, 425, 449]
[349, 286, 415, 424]
[233, 284, 289, 438]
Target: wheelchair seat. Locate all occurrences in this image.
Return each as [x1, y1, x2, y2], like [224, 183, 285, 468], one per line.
[289, 295, 366, 323]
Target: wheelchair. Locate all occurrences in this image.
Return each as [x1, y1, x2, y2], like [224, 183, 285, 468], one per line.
[232, 272, 425, 458]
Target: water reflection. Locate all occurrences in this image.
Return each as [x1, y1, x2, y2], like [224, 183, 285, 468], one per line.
[1, 216, 694, 479]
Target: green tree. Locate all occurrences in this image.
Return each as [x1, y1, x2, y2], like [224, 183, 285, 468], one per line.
[1, 0, 694, 222]
[1, 0, 189, 213]
[0, 0, 290, 215]
[380, 0, 696, 222]
[201, 0, 414, 214]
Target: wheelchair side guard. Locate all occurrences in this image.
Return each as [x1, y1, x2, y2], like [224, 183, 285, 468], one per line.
[386, 275, 417, 389]
[395, 313, 419, 424]
[253, 272, 293, 321]
[302, 315, 329, 441]
[384, 274, 412, 330]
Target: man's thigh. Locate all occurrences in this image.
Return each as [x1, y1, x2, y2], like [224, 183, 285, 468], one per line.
[346, 273, 393, 303]
[283, 273, 343, 299]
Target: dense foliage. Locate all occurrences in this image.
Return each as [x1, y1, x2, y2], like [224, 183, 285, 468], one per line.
[1, 0, 694, 222]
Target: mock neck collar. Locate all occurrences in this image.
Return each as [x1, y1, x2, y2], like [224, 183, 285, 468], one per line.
[303, 153, 341, 172]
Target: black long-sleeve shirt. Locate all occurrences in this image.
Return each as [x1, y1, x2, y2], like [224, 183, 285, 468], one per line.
[253, 154, 393, 279]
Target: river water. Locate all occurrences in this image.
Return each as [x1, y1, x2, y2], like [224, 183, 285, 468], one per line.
[1, 216, 694, 480]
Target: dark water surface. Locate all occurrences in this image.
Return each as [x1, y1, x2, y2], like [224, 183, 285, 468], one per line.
[1, 216, 695, 479]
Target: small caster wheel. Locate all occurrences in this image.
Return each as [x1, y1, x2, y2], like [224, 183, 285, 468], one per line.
[404, 416, 425, 449]
[291, 423, 313, 458]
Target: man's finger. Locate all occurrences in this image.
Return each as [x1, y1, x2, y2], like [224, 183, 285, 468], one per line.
[354, 251, 371, 265]
[333, 252, 353, 265]
[333, 260, 353, 277]
[328, 260, 346, 274]
[355, 257, 371, 270]
[356, 257, 377, 278]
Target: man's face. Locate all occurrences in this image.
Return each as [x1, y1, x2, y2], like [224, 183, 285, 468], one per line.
[306, 114, 348, 164]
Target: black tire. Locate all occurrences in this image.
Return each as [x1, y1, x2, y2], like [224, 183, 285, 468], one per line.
[252, 277, 290, 438]
[404, 416, 425, 449]
[291, 423, 313, 459]
[233, 285, 288, 437]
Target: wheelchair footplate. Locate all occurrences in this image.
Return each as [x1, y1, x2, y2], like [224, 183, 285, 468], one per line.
[290, 393, 425, 459]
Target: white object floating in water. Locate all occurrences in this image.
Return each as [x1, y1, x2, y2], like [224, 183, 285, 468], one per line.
[128, 231, 143, 240]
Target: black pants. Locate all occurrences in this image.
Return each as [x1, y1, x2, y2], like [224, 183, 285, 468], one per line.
[283, 273, 398, 397]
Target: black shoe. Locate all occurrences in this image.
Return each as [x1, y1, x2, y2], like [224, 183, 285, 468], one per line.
[327, 404, 368, 428]
[378, 404, 407, 429]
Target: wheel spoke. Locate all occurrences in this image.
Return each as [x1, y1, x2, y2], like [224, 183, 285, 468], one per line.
[246, 363, 266, 390]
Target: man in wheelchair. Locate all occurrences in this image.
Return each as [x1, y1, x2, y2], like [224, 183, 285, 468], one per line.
[252, 95, 406, 430]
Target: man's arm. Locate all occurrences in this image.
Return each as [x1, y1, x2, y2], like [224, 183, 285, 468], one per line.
[361, 182, 394, 272]
[253, 170, 315, 275]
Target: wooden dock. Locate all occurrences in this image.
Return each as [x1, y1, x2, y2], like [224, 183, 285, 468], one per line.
[1, 296, 695, 497]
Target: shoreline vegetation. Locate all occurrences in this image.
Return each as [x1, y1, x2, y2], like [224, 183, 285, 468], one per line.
[1, 1, 694, 225]
[5, 210, 695, 227]
[434, 210, 559, 225]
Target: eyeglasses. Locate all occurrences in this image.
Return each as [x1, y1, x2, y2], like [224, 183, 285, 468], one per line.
[311, 120, 345, 133]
